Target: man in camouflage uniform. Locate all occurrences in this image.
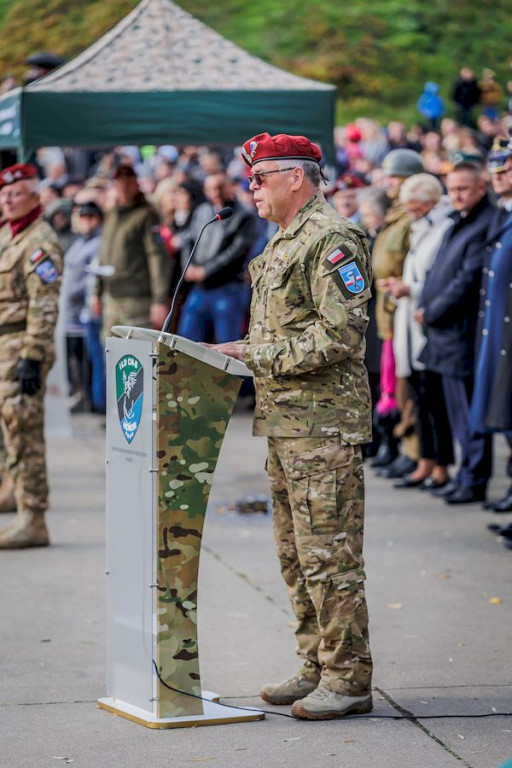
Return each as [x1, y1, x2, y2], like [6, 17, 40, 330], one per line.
[213, 133, 373, 720]
[0, 163, 62, 548]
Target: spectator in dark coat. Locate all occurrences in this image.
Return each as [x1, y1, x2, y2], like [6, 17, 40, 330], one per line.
[417, 162, 495, 504]
[471, 139, 512, 512]
[177, 173, 256, 343]
[451, 67, 481, 127]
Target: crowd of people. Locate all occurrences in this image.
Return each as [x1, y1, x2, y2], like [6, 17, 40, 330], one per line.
[1, 64, 512, 551]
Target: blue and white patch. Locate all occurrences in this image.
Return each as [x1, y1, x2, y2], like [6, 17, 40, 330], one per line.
[337, 261, 366, 294]
[34, 258, 58, 284]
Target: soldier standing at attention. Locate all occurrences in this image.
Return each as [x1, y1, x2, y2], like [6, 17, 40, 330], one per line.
[212, 133, 373, 720]
[0, 164, 63, 548]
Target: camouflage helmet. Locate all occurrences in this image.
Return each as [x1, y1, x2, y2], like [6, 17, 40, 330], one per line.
[382, 149, 424, 177]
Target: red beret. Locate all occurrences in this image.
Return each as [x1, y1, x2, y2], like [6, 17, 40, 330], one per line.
[334, 173, 368, 191]
[241, 132, 322, 167]
[0, 163, 38, 187]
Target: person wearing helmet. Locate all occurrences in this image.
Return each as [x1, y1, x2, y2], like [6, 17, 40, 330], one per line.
[370, 149, 424, 474]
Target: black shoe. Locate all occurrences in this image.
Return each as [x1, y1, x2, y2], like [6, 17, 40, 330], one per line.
[483, 489, 512, 513]
[446, 486, 487, 505]
[430, 480, 459, 498]
[487, 523, 508, 533]
[370, 442, 399, 468]
[421, 477, 450, 491]
[393, 474, 426, 489]
[378, 455, 417, 480]
[499, 525, 512, 541]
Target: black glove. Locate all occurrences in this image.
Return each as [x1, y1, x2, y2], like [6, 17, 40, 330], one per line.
[15, 358, 42, 396]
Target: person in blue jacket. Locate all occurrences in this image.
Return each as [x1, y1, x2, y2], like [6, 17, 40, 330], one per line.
[417, 82, 445, 130]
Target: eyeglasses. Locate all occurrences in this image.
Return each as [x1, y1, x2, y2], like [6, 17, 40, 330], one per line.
[248, 167, 298, 186]
[0, 190, 32, 201]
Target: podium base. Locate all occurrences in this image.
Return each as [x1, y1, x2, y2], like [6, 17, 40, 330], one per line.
[97, 693, 265, 729]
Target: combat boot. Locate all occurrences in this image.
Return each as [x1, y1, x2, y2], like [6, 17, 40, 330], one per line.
[260, 672, 320, 705]
[0, 471, 16, 513]
[291, 686, 373, 720]
[0, 510, 49, 549]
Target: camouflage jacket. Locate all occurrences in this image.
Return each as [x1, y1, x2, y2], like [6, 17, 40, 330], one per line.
[242, 192, 372, 441]
[0, 216, 63, 362]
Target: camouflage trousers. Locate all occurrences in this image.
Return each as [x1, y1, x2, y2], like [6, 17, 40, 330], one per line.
[0, 334, 50, 514]
[267, 436, 372, 696]
[102, 295, 152, 339]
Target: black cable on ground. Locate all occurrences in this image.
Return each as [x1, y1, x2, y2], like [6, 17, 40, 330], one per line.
[152, 663, 512, 721]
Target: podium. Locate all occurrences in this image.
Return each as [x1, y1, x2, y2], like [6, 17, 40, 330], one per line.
[97, 327, 264, 729]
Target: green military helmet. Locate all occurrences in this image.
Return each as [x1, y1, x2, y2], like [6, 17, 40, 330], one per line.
[382, 148, 424, 177]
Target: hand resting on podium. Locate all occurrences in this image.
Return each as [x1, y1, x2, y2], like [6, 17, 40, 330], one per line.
[201, 341, 245, 361]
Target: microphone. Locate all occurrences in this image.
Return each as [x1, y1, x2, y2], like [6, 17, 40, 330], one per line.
[215, 206, 233, 221]
[161, 206, 233, 333]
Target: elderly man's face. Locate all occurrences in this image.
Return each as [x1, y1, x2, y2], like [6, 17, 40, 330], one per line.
[248, 161, 298, 226]
[446, 169, 486, 213]
[0, 180, 39, 221]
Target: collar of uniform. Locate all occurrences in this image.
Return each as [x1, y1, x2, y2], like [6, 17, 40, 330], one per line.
[9, 204, 42, 239]
[276, 191, 324, 240]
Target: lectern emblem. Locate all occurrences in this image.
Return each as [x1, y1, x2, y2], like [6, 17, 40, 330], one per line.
[115, 355, 144, 444]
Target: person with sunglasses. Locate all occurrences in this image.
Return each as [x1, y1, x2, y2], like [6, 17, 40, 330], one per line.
[211, 132, 373, 720]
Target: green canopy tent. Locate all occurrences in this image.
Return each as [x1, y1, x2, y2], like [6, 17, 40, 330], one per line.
[0, 0, 336, 163]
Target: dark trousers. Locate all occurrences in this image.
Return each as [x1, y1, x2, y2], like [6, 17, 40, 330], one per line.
[442, 375, 492, 489]
[409, 369, 454, 466]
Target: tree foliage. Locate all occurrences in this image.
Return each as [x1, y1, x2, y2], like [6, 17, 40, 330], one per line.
[1, 0, 511, 122]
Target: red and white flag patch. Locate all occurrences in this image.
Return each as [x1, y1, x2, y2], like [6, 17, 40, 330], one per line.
[326, 248, 346, 265]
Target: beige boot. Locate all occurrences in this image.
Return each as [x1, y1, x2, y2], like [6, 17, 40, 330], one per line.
[0, 510, 49, 548]
[0, 471, 16, 513]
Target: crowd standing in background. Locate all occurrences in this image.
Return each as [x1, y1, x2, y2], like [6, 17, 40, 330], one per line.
[1, 62, 512, 549]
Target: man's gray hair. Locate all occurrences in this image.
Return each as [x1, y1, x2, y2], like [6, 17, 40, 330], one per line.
[357, 187, 390, 219]
[275, 158, 322, 188]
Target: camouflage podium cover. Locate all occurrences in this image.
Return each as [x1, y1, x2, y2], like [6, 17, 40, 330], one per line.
[99, 328, 263, 728]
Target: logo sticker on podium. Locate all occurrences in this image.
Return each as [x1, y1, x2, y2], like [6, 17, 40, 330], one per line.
[115, 355, 144, 443]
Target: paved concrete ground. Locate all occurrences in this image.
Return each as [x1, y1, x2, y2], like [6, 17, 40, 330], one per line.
[1, 412, 511, 768]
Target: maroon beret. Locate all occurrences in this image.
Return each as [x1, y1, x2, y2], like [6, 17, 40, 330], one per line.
[0, 163, 38, 187]
[241, 132, 322, 167]
[334, 173, 368, 191]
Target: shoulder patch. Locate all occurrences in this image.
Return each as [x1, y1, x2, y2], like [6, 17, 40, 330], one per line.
[34, 257, 59, 284]
[325, 247, 349, 266]
[326, 248, 368, 299]
[29, 248, 47, 265]
[337, 261, 366, 294]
